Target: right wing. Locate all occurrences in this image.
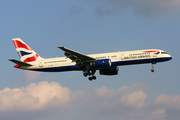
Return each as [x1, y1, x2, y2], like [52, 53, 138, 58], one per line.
[9, 59, 32, 66]
[58, 46, 96, 66]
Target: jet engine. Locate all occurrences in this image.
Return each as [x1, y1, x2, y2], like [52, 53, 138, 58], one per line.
[90, 59, 111, 68]
[99, 67, 119, 75]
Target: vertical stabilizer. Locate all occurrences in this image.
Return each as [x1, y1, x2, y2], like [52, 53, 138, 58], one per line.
[12, 38, 42, 62]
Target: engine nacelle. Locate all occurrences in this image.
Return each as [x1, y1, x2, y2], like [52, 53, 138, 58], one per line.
[99, 67, 119, 75]
[91, 59, 111, 68]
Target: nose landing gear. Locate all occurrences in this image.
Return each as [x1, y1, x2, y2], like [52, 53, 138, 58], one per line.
[151, 62, 156, 72]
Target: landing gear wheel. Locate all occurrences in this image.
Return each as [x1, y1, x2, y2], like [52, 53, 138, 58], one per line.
[92, 76, 96, 80]
[83, 73, 87, 77]
[89, 77, 93, 81]
[151, 69, 154, 72]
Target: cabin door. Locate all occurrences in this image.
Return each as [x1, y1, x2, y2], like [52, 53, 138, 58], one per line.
[39, 61, 43, 67]
[121, 53, 125, 60]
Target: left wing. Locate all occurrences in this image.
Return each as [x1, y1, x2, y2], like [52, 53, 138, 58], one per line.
[58, 46, 96, 66]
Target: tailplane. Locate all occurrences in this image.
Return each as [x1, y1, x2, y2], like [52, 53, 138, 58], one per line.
[8, 59, 32, 66]
[12, 38, 42, 62]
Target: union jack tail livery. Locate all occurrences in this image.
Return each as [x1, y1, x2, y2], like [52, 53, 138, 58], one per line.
[12, 38, 42, 63]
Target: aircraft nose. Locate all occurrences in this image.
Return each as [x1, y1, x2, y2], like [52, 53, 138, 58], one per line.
[169, 55, 172, 60]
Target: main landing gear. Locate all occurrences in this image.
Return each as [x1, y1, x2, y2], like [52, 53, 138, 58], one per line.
[151, 62, 156, 72]
[83, 71, 96, 81]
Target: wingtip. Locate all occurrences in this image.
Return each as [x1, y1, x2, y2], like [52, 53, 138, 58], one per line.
[8, 59, 14, 61]
[58, 46, 64, 49]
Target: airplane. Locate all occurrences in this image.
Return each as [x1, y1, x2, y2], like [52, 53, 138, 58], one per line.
[9, 38, 172, 81]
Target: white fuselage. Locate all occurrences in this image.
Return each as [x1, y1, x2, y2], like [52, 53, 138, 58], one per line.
[19, 49, 172, 72]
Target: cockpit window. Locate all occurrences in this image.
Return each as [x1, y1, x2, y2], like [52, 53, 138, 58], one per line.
[161, 52, 167, 54]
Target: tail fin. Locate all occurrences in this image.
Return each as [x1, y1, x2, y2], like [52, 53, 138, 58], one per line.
[12, 38, 42, 62]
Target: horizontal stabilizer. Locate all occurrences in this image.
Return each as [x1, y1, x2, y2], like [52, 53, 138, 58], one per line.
[8, 59, 32, 66]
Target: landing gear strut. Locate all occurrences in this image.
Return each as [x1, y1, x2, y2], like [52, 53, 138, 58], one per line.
[151, 62, 156, 72]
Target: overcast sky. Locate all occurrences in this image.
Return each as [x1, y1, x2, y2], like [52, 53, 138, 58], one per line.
[0, 0, 180, 120]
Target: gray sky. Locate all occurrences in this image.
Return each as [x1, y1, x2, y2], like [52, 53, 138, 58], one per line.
[0, 0, 180, 120]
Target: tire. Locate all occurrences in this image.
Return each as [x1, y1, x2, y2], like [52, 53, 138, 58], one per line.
[83, 73, 87, 77]
[92, 76, 96, 80]
[89, 77, 92, 81]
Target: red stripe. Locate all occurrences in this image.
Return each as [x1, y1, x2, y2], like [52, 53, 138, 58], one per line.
[23, 54, 39, 62]
[13, 40, 32, 51]
[143, 50, 159, 53]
